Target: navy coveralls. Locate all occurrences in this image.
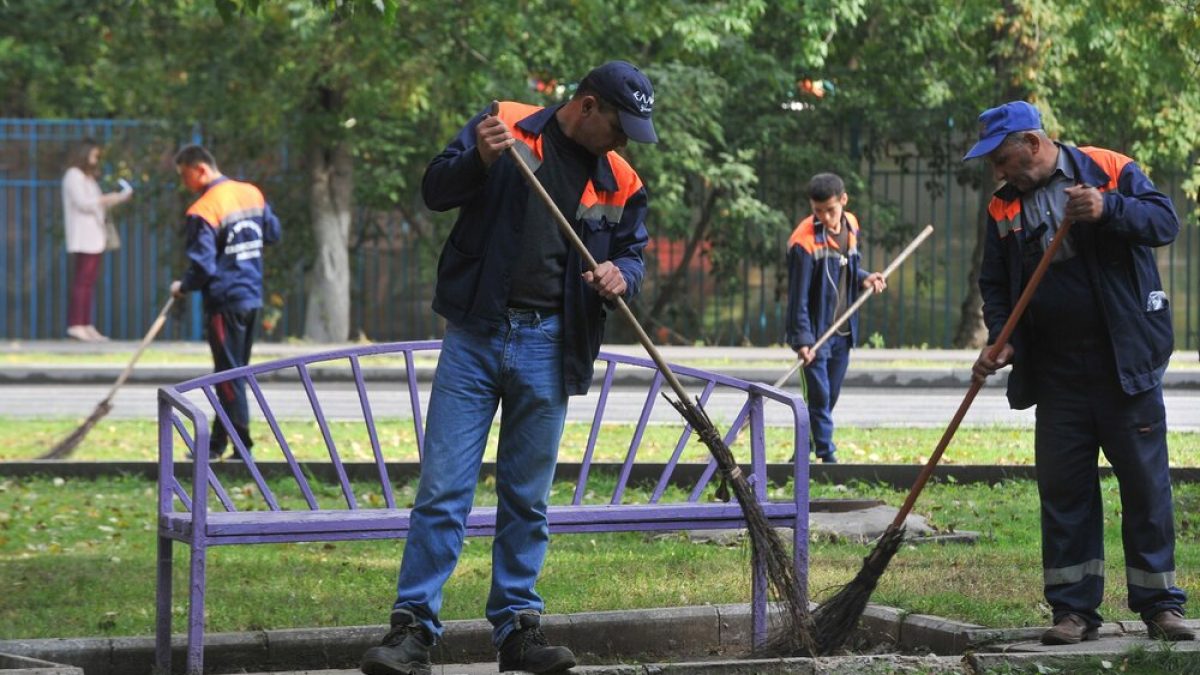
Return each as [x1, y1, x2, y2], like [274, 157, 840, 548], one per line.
[180, 177, 281, 455]
[785, 212, 868, 461]
[978, 144, 1186, 626]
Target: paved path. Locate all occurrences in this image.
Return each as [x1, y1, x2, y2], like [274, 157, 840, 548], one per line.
[9, 382, 1200, 430]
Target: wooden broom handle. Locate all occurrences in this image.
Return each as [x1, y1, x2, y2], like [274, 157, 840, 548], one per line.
[101, 296, 175, 406]
[891, 217, 1075, 528]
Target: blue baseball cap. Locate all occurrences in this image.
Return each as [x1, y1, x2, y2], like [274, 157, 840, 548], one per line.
[580, 61, 658, 144]
[962, 101, 1042, 161]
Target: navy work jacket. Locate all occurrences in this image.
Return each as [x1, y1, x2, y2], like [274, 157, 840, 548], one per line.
[784, 212, 869, 353]
[180, 177, 282, 312]
[978, 144, 1179, 409]
[423, 102, 650, 396]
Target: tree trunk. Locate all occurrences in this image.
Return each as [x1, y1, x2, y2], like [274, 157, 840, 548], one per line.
[953, 177, 991, 347]
[953, 0, 1037, 348]
[304, 141, 354, 342]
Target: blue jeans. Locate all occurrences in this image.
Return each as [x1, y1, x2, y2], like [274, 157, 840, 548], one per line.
[802, 333, 850, 460]
[392, 310, 568, 648]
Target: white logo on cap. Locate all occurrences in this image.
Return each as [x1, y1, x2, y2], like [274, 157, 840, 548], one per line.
[633, 90, 654, 114]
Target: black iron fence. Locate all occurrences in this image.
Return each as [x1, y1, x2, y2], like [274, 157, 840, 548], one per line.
[4, 118, 1197, 349]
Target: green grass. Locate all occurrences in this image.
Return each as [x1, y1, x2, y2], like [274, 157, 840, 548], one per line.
[2, 473, 1199, 642]
[5, 418, 1200, 467]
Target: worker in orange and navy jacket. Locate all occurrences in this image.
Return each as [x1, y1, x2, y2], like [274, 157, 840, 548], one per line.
[967, 101, 1192, 646]
[170, 144, 281, 461]
[362, 61, 655, 675]
[785, 173, 886, 464]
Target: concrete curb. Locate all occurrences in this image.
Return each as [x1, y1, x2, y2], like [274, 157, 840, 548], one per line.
[0, 604, 777, 675]
[0, 653, 83, 675]
[5, 603, 1197, 675]
[0, 603, 977, 675]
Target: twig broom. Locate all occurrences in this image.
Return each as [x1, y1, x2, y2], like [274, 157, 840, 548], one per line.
[495, 103, 817, 654]
[39, 296, 176, 459]
[807, 216, 1076, 654]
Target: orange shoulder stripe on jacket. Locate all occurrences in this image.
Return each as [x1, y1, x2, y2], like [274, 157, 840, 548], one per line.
[579, 151, 644, 209]
[1080, 146, 1133, 192]
[787, 216, 816, 252]
[186, 181, 266, 229]
[497, 101, 545, 161]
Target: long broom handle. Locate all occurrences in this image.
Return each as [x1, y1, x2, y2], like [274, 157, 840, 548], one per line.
[99, 296, 175, 406]
[889, 216, 1075, 529]
[773, 224, 935, 388]
[493, 104, 696, 406]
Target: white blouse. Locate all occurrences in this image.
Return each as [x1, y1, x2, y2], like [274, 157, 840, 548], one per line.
[62, 167, 128, 254]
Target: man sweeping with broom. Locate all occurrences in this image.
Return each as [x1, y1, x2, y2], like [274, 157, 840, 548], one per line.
[170, 145, 282, 461]
[360, 61, 656, 675]
[967, 101, 1192, 644]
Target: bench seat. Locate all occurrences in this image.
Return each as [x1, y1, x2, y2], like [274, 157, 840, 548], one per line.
[160, 501, 803, 543]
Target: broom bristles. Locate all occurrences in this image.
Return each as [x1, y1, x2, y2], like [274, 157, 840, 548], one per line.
[669, 396, 818, 657]
[38, 401, 113, 460]
[806, 524, 906, 655]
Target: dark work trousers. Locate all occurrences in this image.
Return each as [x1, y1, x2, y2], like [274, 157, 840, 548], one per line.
[802, 333, 851, 461]
[1033, 339, 1187, 627]
[204, 307, 258, 456]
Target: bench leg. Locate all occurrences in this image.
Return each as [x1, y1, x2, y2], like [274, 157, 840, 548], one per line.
[751, 550, 767, 649]
[155, 534, 173, 674]
[186, 541, 207, 675]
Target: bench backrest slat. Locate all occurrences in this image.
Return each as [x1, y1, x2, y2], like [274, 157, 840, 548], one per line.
[297, 362, 358, 510]
[611, 372, 662, 505]
[404, 350, 426, 461]
[651, 380, 715, 504]
[248, 375, 320, 510]
[203, 384, 281, 511]
[573, 359, 615, 506]
[351, 355, 396, 509]
[172, 408, 237, 512]
[687, 401, 752, 503]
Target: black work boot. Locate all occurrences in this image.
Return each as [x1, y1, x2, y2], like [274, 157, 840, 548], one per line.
[361, 609, 433, 675]
[497, 611, 576, 673]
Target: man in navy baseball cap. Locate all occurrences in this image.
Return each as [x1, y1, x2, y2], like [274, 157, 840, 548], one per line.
[962, 100, 1042, 160]
[579, 60, 658, 144]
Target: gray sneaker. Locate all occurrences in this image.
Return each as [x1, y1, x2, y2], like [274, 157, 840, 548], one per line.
[497, 611, 575, 673]
[361, 610, 433, 675]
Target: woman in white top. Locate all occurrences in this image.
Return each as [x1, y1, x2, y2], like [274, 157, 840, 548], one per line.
[61, 139, 132, 341]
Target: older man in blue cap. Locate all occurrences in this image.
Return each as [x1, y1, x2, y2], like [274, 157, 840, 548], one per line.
[360, 61, 657, 675]
[967, 101, 1193, 645]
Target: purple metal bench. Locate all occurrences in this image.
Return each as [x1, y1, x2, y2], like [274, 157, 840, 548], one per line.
[154, 340, 812, 675]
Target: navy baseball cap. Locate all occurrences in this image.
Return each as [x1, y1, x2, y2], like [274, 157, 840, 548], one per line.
[962, 101, 1042, 161]
[580, 61, 658, 144]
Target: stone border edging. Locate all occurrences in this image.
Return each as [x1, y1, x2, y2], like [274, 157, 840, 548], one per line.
[0, 602, 983, 675]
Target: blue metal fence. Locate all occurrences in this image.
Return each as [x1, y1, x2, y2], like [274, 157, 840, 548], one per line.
[3, 118, 1197, 349]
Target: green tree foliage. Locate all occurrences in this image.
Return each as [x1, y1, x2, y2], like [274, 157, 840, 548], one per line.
[2, 0, 1197, 344]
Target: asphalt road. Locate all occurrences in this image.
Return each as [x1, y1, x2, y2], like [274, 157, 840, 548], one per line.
[9, 382, 1200, 430]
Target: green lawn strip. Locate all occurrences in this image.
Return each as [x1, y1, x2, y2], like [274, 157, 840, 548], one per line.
[5, 418, 1200, 467]
[2, 474, 1198, 641]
